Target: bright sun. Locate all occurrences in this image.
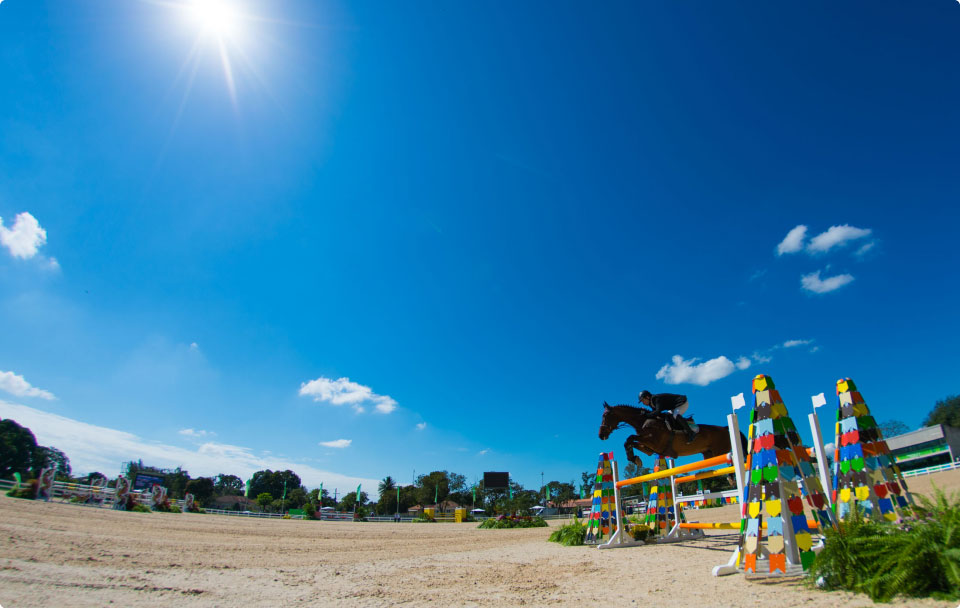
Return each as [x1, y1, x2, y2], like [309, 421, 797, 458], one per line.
[189, 0, 240, 38]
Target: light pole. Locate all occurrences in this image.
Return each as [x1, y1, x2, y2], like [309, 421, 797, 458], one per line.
[541, 472, 544, 507]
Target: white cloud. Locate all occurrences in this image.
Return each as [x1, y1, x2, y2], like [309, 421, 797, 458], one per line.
[477, 449, 490, 456]
[179, 428, 215, 438]
[783, 339, 812, 348]
[299, 376, 398, 414]
[801, 270, 854, 294]
[655, 354, 745, 386]
[776, 225, 807, 255]
[0, 212, 47, 259]
[189, 342, 200, 351]
[416, 422, 427, 431]
[0, 370, 55, 400]
[854, 242, 876, 258]
[319, 439, 351, 448]
[751, 352, 773, 364]
[807, 225, 872, 254]
[0, 400, 379, 494]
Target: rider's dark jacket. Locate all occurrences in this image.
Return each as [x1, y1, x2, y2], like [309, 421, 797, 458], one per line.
[649, 393, 688, 413]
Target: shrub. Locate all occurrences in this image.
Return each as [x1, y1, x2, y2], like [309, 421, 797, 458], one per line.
[548, 519, 586, 546]
[810, 488, 960, 602]
[629, 524, 650, 542]
[478, 515, 548, 529]
[6, 487, 36, 500]
[130, 504, 152, 513]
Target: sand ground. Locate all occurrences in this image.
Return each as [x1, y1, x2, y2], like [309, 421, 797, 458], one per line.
[1, 469, 959, 607]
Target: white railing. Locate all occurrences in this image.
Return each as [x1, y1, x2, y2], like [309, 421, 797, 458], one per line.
[901, 460, 960, 478]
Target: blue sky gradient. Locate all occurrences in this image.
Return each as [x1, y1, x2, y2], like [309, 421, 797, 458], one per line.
[1, 1, 959, 495]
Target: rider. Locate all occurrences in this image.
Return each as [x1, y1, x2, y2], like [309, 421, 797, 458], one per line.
[639, 390, 697, 443]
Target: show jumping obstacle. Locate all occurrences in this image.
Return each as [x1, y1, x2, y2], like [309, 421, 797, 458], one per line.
[595, 374, 846, 578]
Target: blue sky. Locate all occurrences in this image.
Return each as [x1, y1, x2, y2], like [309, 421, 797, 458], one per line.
[1, 1, 959, 496]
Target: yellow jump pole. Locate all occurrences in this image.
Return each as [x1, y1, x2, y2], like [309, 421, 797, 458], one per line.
[674, 465, 737, 484]
[616, 453, 732, 489]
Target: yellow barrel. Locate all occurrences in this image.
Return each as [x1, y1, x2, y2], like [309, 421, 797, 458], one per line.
[423, 508, 435, 520]
[454, 508, 466, 523]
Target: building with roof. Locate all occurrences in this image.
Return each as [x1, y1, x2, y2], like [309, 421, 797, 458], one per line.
[886, 424, 960, 472]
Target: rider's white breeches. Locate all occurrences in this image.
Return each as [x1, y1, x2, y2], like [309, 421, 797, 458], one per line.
[672, 401, 689, 417]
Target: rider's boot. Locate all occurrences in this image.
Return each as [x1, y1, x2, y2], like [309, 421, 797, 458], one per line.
[676, 416, 696, 443]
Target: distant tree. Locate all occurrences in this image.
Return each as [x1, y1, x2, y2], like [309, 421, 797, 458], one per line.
[878, 420, 910, 438]
[398, 485, 418, 513]
[185, 477, 215, 506]
[448, 472, 468, 507]
[309, 487, 334, 508]
[34, 446, 71, 479]
[338, 490, 369, 513]
[249, 469, 302, 500]
[925, 395, 960, 428]
[377, 476, 397, 515]
[547, 481, 577, 510]
[507, 487, 538, 515]
[415, 471, 450, 509]
[581, 471, 593, 497]
[85, 471, 107, 484]
[214, 474, 245, 496]
[256, 492, 274, 511]
[0, 419, 39, 479]
[164, 467, 192, 499]
[286, 487, 308, 509]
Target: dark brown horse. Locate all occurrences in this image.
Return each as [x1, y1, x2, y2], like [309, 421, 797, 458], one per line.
[598, 402, 746, 468]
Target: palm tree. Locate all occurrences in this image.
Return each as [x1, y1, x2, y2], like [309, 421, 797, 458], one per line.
[378, 476, 397, 515]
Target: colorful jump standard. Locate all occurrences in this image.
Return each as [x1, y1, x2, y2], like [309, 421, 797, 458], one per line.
[584, 452, 622, 544]
[831, 378, 914, 521]
[717, 374, 836, 576]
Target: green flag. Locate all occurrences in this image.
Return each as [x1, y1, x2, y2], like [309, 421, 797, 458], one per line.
[434, 484, 438, 504]
[13, 472, 21, 490]
[508, 484, 513, 499]
[397, 485, 400, 508]
[472, 486, 476, 502]
[245, 479, 251, 498]
[356, 483, 361, 502]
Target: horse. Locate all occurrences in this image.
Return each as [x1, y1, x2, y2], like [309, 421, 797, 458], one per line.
[598, 402, 747, 468]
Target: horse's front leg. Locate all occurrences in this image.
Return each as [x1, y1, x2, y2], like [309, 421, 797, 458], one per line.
[624, 435, 643, 468]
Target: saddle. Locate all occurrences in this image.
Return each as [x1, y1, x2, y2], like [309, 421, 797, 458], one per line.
[652, 411, 698, 435]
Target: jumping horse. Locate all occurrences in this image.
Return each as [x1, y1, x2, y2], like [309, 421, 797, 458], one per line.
[598, 402, 747, 468]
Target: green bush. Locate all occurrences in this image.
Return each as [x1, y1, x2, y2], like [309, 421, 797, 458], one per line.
[548, 519, 586, 546]
[810, 489, 960, 602]
[6, 488, 36, 500]
[130, 504, 152, 513]
[478, 515, 548, 529]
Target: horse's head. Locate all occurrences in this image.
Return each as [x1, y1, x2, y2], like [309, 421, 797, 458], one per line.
[599, 402, 618, 440]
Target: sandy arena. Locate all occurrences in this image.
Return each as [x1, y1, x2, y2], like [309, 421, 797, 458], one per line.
[2, 469, 959, 607]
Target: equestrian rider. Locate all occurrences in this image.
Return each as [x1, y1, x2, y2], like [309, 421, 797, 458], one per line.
[638, 390, 697, 443]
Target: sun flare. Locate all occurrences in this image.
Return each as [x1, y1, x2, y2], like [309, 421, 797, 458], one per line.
[189, 0, 240, 38]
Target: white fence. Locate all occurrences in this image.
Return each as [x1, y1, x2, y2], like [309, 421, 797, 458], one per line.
[901, 459, 960, 478]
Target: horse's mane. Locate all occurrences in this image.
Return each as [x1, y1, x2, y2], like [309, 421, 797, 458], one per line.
[603, 403, 656, 432]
